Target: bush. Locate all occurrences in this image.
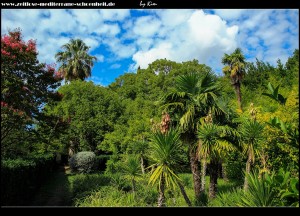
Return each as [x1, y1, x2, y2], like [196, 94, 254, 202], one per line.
[1, 153, 56, 206]
[68, 173, 111, 200]
[224, 151, 245, 184]
[69, 151, 96, 173]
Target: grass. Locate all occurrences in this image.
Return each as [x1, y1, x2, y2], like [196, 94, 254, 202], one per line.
[30, 166, 72, 206]
[71, 173, 240, 207]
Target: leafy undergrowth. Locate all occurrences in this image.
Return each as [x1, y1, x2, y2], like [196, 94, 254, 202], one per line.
[69, 173, 239, 207]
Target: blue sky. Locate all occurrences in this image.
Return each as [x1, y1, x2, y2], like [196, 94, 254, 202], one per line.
[1, 9, 299, 86]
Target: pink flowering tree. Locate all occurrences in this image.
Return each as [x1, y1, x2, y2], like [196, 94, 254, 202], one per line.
[1, 29, 63, 155]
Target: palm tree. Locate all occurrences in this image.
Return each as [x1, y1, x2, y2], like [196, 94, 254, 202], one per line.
[161, 71, 221, 201]
[148, 129, 192, 207]
[222, 48, 246, 110]
[239, 119, 264, 190]
[197, 123, 235, 198]
[55, 39, 97, 81]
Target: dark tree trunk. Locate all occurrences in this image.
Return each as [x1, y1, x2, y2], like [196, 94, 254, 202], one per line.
[222, 163, 229, 181]
[244, 154, 252, 191]
[158, 176, 166, 207]
[234, 82, 242, 111]
[209, 160, 219, 199]
[178, 182, 192, 206]
[189, 145, 201, 200]
[200, 159, 207, 193]
[218, 162, 223, 178]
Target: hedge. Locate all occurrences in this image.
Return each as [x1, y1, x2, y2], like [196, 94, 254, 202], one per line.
[1, 153, 56, 206]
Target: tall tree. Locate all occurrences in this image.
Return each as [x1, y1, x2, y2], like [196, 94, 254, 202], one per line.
[55, 39, 97, 81]
[239, 119, 264, 190]
[197, 123, 235, 198]
[222, 48, 246, 110]
[1, 29, 62, 156]
[161, 71, 221, 201]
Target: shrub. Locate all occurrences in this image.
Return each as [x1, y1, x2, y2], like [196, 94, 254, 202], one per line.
[69, 151, 96, 173]
[69, 173, 111, 200]
[1, 153, 55, 206]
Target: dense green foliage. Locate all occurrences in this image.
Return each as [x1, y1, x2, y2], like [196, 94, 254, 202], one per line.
[1, 29, 298, 207]
[1, 29, 63, 157]
[1, 153, 56, 206]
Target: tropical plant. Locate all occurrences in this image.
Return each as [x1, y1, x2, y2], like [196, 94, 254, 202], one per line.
[222, 48, 246, 110]
[239, 119, 264, 190]
[240, 171, 278, 206]
[161, 71, 221, 201]
[262, 82, 287, 105]
[197, 123, 235, 198]
[148, 129, 191, 207]
[55, 39, 97, 81]
[120, 154, 143, 193]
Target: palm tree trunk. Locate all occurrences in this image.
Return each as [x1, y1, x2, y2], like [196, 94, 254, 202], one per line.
[244, 154, 252, 191]
[222, 163, 229, 181]
[140, 155, 145, 174]
[178, 182, 192, 206]
[131, 178, 136, 193]
[209, 160, 218, 199]
[189, 145, 201, 200]
[234, 83, 242, 111]
[200, 159, 207, 193]
[158, 175, 166, 207]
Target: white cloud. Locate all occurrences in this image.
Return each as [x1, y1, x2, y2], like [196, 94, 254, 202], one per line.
[94, 54, 105, 62]
[132, 16, 161, 37]
[1, 9, 298, 83]
[100, 9, 130, 21]
[133, 43, 172, 69]
[132, 10, 239, 70]
[83, 38, 100, 51]
[94, 23, 120, 37]
[110, 64, 121, 69]
[213, 9, 246, 21]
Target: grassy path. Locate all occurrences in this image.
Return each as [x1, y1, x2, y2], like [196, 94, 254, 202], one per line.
[30, 166, 73, 207]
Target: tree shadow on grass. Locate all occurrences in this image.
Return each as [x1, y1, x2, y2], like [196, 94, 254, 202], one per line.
[29, 166, 73, 207]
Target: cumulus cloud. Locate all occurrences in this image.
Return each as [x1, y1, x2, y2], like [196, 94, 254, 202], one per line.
[1, 9, 298, 83]
[213, 9, 246, 20]
[94, 54, 105, 62]
[1, 9, 129, 65]
[132, 10, 239, 70]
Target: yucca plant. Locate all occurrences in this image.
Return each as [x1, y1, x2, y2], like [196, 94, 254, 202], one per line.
[148, 129, 191, 207]
[239, 171, 278, 206]
[239, 119, 264, 190]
